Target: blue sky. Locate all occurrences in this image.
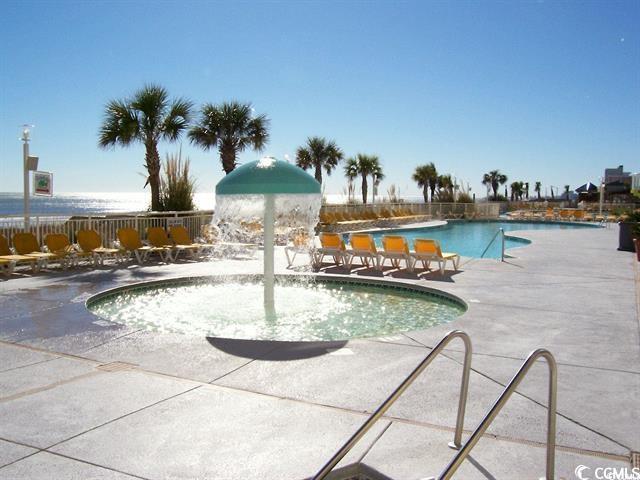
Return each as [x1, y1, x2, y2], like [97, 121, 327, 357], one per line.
[0, 0, 638, 200]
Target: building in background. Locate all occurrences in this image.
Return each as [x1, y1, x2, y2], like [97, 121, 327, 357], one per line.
[603, 165, 633, 202]
[631, 172, 640, 193]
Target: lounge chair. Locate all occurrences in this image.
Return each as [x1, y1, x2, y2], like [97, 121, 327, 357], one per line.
[544, 208, 555, 220]
[170, 225, 216, 256]
[117, 228, 171, 264]
[45, 233, 87, 267]
[558, 210, 572, 221]
[147, 227, 198, 261]
[0, 234, 39, 272]
[347, 233, 379, 269]
[13, 232, 65, 269]
[0, 258, 14, 277]
[77, 230, 122, 266]
[285, 232, 314, 267]
[411, 238, 460, 275]
[313, 232, 348, 268]
[379, 235, 414, 272]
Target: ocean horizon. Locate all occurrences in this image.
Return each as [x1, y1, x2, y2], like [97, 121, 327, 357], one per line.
[0, 192, 425, 217]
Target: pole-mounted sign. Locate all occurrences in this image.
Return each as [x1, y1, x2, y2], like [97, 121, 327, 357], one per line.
[33, 171, 53, 196]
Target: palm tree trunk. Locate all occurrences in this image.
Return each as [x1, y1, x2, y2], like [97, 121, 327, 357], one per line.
[219, 142, 237, 175]
[145, 142, 161, 211]
[429, 184, 436, 203]
[537, 191, 541, 200]
[314, 164, 322, 184]
[423, 185, 428, 203]
[361, 174, 368, 204]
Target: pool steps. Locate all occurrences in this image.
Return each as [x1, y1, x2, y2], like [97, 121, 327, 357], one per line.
[312, 330, 557, 480]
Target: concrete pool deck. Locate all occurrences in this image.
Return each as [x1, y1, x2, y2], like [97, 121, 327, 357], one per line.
[0, 225, 638, 479]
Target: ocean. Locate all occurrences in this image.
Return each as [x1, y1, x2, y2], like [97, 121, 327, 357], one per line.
[0, 192, 425, 217]
[0, 192, 370, 216]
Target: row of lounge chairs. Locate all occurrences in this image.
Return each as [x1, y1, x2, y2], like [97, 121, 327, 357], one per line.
[312, 232, 460, 274]
[319, 208, 432, 227]
[508, 208, 619, 222]
[0, 226, 223, 276]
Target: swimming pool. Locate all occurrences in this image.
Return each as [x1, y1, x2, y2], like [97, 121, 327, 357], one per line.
[87, 275, 465, 341]
[367, 220, 598, 259]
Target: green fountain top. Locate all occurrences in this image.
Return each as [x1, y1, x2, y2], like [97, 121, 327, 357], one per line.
[215, 157, 321, 195]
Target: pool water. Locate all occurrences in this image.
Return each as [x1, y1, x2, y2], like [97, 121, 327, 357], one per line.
[88, 276, 465, 341]
[368, 221, 598, 259]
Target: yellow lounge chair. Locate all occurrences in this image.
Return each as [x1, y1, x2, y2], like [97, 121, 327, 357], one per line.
[379, 235, 414, 272]
[313, 232, 348, 267]
[544, 208, 555, 220]
[13, 232, 64, 269]
[45, 233, 87, 267]
[117, 228, 170, 264]
[347, 233, 379, 269]
[77, 230, 122, 266]
[411, 238, 460, 275]
[285, 232, 314, 267]
[170, 225, 216, 256]
[147, 227, 198, 261]
[0, 234, 39, 272]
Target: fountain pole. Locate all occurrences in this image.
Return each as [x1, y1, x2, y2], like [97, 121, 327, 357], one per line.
[263, 194, 275, 308]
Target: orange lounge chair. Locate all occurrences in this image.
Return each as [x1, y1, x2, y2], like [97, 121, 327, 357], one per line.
[411, 238, 460, 275]
[347, 233, 379, 269]
[379, 235, 414, 272]
[313, 232, 348, 267]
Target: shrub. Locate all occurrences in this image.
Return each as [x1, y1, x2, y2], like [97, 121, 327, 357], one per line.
[457, 192, 474, 203]
[158, 150, 196, 211]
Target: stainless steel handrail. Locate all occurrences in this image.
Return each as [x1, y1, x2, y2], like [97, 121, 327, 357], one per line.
[437, 348, 557, 480]
[313, 330, 472, 480]
[480, 228, 505, 261]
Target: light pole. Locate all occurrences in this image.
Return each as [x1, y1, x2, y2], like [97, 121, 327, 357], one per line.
[21, 126, 31, 230]
[21, 125, 38, 230]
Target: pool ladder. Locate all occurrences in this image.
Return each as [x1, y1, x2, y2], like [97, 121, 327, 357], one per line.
[480, 228, 506, 261]
[312, 330, 557, 480]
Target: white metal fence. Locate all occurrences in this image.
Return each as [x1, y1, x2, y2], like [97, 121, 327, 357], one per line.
[0, 210, 214, 248]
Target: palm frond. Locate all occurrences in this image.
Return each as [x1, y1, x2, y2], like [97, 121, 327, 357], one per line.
[98, 99, 138, 148]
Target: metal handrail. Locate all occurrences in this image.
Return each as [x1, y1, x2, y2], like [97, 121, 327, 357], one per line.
[480, 228, 505, 261]
[436, 348, 557, 480]
[313, 330, 472, 480]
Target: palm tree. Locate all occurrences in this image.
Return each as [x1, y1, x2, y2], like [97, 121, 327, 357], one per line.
[436, 174, 454, 202]
[412, 163, 438, 203]
[482, 170, 508, 200]
[564, 185, 571, 200]
[189, 101, 269, 175]
[349, 154, 383, 204]
[344, 157, 359, 202]
[534, 181, 542, 200]
[295, 136, 343, 184]
[510, 181, 524, 201]
[372, 162, 385, 204]
[98, 84, 192, 211]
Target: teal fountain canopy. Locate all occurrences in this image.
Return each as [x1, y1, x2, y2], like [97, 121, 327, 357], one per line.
[215, 157, 321, 195]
